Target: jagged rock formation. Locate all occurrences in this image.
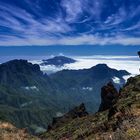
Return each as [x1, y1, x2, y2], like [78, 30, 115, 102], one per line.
[41, 75, 140, 140]
[0, 121, 39, 140]
[99, 82, 119, 112]
[47, 103, 88, 131]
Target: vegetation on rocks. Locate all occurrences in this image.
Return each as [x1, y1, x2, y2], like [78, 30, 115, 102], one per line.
[41, 75, 140, 140]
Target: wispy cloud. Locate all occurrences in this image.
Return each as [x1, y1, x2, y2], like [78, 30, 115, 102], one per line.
[0, 0, 140, 46]
[0, 2, 71, 34]
[104, 7, 127, 26]
[61, 0, 83, 22]
[0, 34, 140, 46]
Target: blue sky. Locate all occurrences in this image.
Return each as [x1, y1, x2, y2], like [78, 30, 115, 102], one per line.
[0, 45, 139, 56]
[0, 0, 140, 46]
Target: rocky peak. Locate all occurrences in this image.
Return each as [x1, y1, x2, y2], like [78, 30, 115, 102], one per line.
[0, 59, 41, 75]
[0, 59, 44, 86]
[98, 82, 119, 112]
[90, 64, 129, 79]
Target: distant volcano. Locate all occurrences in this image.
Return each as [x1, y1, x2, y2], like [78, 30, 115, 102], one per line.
[41, 56, 76, 67]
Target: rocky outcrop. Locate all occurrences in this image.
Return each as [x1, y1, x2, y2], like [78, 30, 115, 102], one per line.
[48, 103, 88, 130]
[98, 82, 119, 112]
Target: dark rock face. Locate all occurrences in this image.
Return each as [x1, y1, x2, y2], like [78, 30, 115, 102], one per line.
[41, 56, 76, 66]
[138, 51, 140, 57]
[98, 82, 119, 112]
[0, 59, 41, 74]
[48, 103, 88, 130]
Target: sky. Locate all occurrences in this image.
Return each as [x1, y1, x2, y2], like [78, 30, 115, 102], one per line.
[0, 0, 140, 46]
[0, 0, 140, 73]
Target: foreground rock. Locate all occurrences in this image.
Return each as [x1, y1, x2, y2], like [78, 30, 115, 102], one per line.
[0, 121, 39, 140]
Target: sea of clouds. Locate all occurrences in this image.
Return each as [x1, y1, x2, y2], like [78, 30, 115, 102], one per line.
[30, 55, 140, 75]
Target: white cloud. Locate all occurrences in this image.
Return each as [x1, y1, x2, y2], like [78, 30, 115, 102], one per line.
[65, 56, 139, 74]
[40, 65, 64, 74]
[31, 55, 139, 75]
[61, 0, 83, 22]
[0, 1, 140, 46]
[112, 77, 121, 84]
[23, 86, 39, 91]
[104, 7, 127, 26]
[82, 87, 93, 91]
[0, 34, 140, 46]
[0, 2, 71, 38]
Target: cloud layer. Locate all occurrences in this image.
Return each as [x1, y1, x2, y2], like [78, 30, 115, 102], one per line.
[0, 0, 140, 46]
[30, 55, 139, 75]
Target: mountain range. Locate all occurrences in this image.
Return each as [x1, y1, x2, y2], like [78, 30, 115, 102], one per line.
[0, 59, 130, 134]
